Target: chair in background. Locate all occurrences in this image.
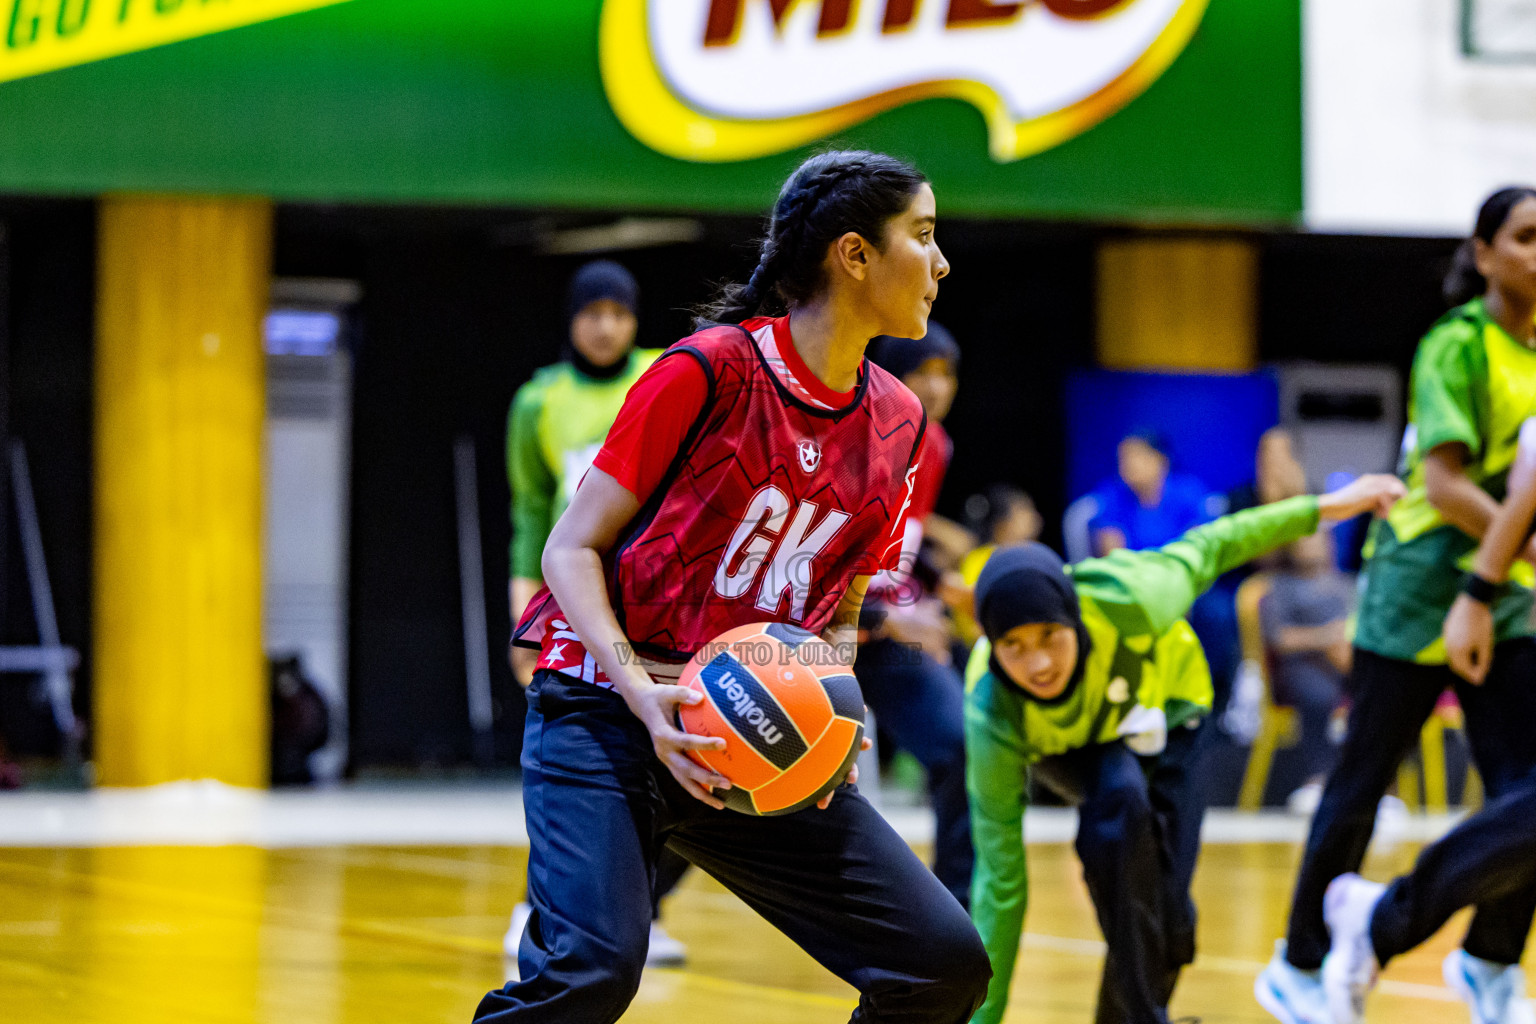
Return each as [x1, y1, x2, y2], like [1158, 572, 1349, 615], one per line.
[1236, 568, 1479, 813]
[1396, 690, 1480, 814]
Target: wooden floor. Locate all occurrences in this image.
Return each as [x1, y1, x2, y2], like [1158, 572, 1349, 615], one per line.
[0, 838, 1496, 1024]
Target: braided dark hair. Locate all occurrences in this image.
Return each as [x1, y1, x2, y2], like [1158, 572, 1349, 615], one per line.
[1444, 185, 1536, 306]
[697, 151, 928, 327]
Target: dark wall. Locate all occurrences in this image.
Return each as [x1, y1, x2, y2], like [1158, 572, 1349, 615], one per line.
[0, 199, 95, 756]
[1259, 232, 1462, 377]
[926, 222, 1100, 545]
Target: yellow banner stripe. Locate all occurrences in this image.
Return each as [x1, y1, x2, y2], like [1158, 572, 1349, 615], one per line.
[0, 0, 353, 85]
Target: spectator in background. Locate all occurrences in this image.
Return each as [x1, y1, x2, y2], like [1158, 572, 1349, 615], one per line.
[1090, 429, 1220, 556]
[1229, 426, 1309, 515]
[1090, 430, 1242, 712]
[503, 260, 687, 969]
[1219, 427, 1317, 736]
[857, 324, 974, 908]
[1260, 530, 1353, 815]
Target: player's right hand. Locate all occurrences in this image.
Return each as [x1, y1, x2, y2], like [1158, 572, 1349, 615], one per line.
[1316, 473, 1406, 521]
[625, 683, 732, 809]
[816, 736, 873, 810]
[1444, 593, 1495, 685]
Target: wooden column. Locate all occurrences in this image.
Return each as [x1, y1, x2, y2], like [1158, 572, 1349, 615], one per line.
[94, 195, 271, 787]
[1096, 236, 1258, 372]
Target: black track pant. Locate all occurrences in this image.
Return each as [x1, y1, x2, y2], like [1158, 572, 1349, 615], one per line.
[475, 670, 991, 1024]
[1033, 721, 1209, 1024]
[1372, 777, 1536, 964]
[1284, 641, 1536, 970]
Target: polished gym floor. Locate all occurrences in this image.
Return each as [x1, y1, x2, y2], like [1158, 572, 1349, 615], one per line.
[0, 794, 1494, 1024]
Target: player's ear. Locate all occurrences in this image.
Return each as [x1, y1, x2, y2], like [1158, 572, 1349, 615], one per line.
[830, 231, 870, 283]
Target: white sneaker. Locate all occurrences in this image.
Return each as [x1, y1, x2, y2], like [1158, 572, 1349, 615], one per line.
[1255, 940, 1331, 1024]
[504, 902, 532, 962]
[1322, 874, 1385, 1024]
[1444, 949, 1536, 1024]
[646, 922, 687, 967]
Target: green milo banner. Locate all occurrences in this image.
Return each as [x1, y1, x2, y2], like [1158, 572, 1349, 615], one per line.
[0, 0, 1301, 221]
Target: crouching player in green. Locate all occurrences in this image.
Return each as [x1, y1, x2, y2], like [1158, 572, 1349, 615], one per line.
[965, 474, 1405, 1024]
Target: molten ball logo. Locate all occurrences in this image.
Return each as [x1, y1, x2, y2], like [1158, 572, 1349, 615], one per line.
[600, 0, 1208, 163]
[716, 671, 786, 745]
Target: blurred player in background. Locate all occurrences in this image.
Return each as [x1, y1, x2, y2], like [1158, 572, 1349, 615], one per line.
[502, 261, 686, 967]
[1258, 184, 1536, 1024]
[477, 150, 990, 1024]
[953, 486, 1043, 648]
[966, 475, 1403, 1024]
[858, 325, 973, 907]
[507, 260, 658, 682]
[1325, 418, 1536, 1024]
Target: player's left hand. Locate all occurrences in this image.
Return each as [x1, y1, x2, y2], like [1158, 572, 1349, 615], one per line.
[1316, 474, 1406, 522]
[816, 737, 873, 810]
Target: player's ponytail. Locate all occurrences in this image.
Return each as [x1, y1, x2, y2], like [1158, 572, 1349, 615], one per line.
[697, 150, 927, 328]
[1444, 185, 1536, 306]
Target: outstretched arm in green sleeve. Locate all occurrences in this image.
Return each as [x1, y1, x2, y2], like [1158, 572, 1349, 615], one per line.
[1073, 475, 1403, 637]
[966, 674, 1034, 1024]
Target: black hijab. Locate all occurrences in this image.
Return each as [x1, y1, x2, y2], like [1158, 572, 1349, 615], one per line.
[565, 260, 639, 380]
[973, 543, 1091, 704]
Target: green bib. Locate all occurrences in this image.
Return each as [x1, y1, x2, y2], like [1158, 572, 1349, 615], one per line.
[1354, 300, 1536, 663]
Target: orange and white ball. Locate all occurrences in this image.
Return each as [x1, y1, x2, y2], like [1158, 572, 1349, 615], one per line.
[677, 622, 865, 816]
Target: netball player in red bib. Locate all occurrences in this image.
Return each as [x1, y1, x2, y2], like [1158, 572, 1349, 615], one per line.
[474, 151, 990, 1023]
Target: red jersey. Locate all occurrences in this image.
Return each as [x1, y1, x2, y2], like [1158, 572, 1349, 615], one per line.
[516, 317, 926, 688]
[866, 419, 951, 607]
[908, 421, 952, 523]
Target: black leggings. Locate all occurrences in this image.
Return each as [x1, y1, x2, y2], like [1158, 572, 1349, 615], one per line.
[1372, 776, 1536, 964]
[1283, 641, 1536, 969]
[1034, 722, 1208, 1024]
